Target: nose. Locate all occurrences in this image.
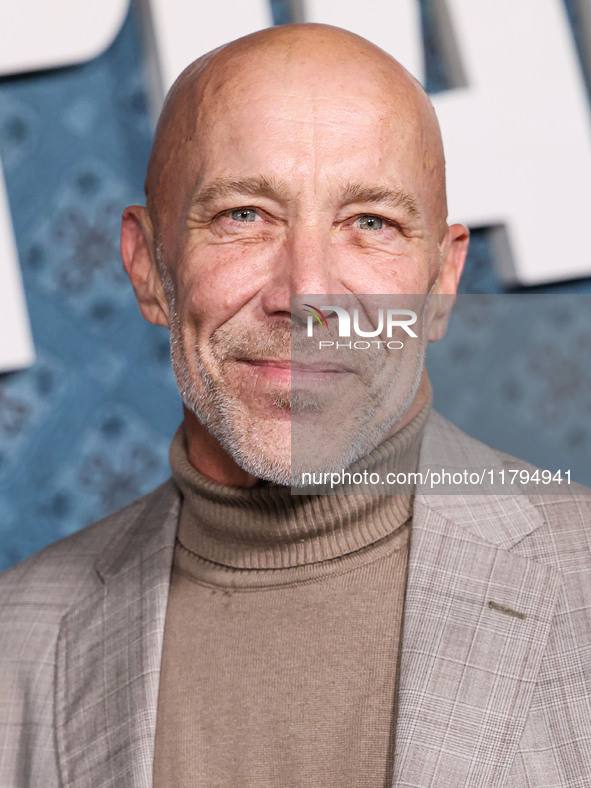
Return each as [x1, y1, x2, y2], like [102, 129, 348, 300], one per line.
[259, 223, 344, 320]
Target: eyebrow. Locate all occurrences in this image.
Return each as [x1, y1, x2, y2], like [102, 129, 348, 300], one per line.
[190, 176, 421, 220]
[340, 183, 421, 220]
[190, 176, 287, 209]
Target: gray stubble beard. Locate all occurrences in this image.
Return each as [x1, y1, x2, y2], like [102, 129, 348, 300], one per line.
[155, 245, 427, 486]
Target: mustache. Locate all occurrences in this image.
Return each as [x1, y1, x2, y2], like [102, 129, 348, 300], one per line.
[208, 320, 397, 373]
[210, 320, 293, 362]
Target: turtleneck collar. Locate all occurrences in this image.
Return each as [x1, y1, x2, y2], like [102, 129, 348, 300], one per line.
[170, 392, 431, 570]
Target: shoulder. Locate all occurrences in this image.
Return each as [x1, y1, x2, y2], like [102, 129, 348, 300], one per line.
[421, 411, 591, 569]
[0, 478, 178, 784]
[0, 478, 180, 614]
[0, 479, 180, 771]
[423, 409, 591, 497]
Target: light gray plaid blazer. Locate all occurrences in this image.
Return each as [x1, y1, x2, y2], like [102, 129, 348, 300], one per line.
[1, 412, 590, 787]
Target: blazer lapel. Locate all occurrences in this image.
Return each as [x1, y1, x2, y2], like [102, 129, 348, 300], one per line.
[55, 482, 180, 788]
[393, 413, 563, 786]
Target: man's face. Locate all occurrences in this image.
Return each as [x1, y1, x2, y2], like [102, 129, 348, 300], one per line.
[127, 40, 467, 484]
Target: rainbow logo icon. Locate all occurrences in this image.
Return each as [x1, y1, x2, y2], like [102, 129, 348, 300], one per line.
[302, 304, 329, 328]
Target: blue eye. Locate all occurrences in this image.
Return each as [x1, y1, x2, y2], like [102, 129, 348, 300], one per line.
[358, 215, 383, 230]
[231, 208, 257, 222]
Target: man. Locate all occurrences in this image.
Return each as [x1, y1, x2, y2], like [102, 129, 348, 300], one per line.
[1, 22, 590, 788]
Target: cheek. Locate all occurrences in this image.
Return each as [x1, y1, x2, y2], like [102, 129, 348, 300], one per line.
[174, 244, 274, 335]
[401, 266, 432, 294]
[341, 251, 433, 295]
[394, 245, 441, 294]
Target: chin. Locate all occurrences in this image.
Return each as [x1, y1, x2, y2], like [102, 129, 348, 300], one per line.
[221, 433, 293, 487]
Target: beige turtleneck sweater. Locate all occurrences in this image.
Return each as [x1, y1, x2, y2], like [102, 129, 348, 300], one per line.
[153, 398, 430, 788]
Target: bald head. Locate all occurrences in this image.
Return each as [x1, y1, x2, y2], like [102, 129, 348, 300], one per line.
[145, 24, 447, 240]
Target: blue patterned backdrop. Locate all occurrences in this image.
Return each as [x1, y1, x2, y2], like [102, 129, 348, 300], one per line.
[0, 1, 589, 571]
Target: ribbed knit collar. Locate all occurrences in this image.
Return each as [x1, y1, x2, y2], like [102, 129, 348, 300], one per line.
[170, 394, 431, 570]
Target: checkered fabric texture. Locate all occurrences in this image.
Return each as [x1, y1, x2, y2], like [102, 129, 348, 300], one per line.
[0, 412, 589, 787]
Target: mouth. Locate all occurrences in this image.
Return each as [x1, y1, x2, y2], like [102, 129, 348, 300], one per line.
[236, 358, 353, 384]
[246, 359, 351, 372]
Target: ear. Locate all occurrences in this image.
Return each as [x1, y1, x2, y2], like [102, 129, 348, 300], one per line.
[121, 205, 171, 328]
[427, 222, 470, 342]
